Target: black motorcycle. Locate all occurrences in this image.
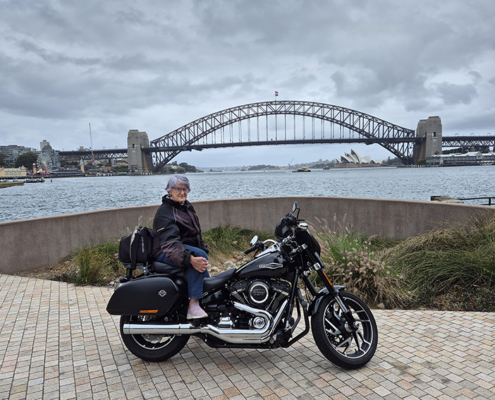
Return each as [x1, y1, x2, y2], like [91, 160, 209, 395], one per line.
[107, 203, 378, 370]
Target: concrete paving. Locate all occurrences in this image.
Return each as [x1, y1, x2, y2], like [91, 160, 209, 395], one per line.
[1, 274, 494, 400]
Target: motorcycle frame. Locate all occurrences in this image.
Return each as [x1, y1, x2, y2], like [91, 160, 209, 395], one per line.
[190, 267, 311, 350]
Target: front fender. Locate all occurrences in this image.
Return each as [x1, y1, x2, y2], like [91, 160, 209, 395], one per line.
[308, 285, 345, 317]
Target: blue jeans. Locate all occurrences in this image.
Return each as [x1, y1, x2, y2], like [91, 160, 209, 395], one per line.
[157, 245, 209, 299]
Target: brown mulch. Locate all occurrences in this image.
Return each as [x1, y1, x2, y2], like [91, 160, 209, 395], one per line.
[12, 255, 79, 281]
[12, 251, 252, 285]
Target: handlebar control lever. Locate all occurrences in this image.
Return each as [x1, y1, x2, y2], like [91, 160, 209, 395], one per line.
[244, 241, 264, 255]
[244, 246, 257, 255]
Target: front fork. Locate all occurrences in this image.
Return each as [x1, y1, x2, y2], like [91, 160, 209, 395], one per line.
[302, 253, 359, 331]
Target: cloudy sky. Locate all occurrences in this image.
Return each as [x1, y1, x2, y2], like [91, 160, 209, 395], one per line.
[1, 0, 494, 167]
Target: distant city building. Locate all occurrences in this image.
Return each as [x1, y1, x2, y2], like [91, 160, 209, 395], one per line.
[0, 145, 38, 164]
[0, 166, 27, 179]
[112, 159, 128, 166]
[40, 140, 51, 151]
[426, 151, 495, 166]
[38, 140, 60, 171]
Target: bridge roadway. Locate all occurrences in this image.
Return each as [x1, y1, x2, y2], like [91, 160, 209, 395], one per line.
[58, 135, 495, 162]
[1, 273, 494, 399]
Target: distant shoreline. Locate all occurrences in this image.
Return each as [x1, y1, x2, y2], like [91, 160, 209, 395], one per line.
[0, 181, 24, 188]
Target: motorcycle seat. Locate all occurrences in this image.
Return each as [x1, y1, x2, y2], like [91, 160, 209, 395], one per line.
[151, 261, 186, 279]
[203, 268, 236, 292]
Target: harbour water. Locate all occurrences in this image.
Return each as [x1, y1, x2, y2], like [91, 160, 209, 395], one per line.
[1, 166, 495, 222]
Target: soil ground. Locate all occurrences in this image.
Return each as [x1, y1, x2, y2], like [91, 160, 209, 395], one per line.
[12, 251, 252, 284]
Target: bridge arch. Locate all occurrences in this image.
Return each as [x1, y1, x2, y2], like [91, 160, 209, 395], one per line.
[149, 100, 417, 172]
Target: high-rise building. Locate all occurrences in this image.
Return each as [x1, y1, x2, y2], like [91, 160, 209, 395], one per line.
[40, 140, 51, 151]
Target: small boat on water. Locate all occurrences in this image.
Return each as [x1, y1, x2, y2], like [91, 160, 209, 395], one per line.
[25, 178, 45, 183]
[292, 168, 311, 172]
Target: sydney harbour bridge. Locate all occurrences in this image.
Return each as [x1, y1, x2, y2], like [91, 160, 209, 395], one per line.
[59, 100, 495, 173]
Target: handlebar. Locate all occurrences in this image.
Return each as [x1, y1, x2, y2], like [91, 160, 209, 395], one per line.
[244, 245, 258, 255]
[244, 239, 280, 255]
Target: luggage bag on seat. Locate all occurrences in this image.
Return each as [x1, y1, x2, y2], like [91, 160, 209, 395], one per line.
[118, 227, 154, 268]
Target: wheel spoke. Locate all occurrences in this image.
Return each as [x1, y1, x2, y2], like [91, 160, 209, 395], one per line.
[324, 317, 341, 335]
[336, 337, 352, 355]
[129, 315, 177, 351]
[356, 329, 371, 347]
[353, 331, 364, 352]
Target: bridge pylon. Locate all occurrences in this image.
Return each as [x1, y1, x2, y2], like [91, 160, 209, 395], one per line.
[414, 116, 442, 163]
[128, 130, 153, 174]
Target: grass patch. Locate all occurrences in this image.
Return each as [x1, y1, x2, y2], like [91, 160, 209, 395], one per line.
[387, 213, 495, 297]
[0, 181, 24, 188]
[308, 214, 495, 311]
[66, 226, 271, 285]
[310, 218, 407, 309]
[73, 241, 123, 285]
[45, 216, 495, 312]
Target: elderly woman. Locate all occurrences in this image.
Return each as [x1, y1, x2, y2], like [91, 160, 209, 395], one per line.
[152, 175, 209, 319]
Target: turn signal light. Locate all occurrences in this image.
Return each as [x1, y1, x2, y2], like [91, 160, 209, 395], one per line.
[323, 271, 333, 286]
[139, 310, 158, 314]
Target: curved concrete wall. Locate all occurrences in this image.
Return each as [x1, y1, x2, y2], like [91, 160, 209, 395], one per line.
[1, 196, 494, 274]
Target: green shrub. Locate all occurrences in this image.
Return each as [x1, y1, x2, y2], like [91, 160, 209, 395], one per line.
[75, 241, 122, 285]
[202, 226, 272, 255]
[387, 213, 495, 293]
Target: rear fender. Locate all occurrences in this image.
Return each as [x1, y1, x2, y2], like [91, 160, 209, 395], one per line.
[308, 286, 345, 317]
[106, 276, 187, 316]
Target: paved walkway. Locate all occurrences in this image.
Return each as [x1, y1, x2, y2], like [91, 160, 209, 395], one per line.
[0, 274, 494, 400]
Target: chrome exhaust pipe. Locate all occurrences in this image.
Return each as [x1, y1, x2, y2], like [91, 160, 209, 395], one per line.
[123, 300, 288, 344]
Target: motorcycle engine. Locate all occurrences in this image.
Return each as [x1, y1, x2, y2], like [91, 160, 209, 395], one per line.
[229, 279, 291, 313]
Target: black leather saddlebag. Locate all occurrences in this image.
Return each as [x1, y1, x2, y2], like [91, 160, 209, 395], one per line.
[106, 276, 186, 316]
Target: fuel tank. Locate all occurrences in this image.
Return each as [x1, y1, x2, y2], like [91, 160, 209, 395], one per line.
[107, 276, 187, 316]
[236, 251, 291, 280]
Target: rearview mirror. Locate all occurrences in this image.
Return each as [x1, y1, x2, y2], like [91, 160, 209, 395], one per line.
[292, 202, 297, 213]
[249, 235, 258, 246]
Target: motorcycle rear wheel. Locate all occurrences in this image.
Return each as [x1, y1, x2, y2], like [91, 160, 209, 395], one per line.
[120, 315, 189, 362]
[311, 291, 378, 369]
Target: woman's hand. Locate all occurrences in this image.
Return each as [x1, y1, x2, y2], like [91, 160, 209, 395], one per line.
[190, 255, 209, 273]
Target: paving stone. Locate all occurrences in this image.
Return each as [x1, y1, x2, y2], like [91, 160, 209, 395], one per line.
[1, 275, 495, 400]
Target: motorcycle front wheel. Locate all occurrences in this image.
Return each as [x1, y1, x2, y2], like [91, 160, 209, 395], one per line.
[120, 315, 189, 362]
[311, 291, 378, 369]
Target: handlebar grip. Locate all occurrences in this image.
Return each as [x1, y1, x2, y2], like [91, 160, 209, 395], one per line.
[244, 246, 257, 255]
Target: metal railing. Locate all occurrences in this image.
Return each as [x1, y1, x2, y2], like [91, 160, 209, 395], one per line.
[456, 196, 495, 206]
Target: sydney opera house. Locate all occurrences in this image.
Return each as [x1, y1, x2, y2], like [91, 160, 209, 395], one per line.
[334, 149, 383, 167]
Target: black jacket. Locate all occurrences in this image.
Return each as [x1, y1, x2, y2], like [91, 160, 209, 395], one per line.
[152, 195, 208, 268]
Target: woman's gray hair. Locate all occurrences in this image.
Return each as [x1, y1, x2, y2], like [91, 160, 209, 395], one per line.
[165, 174, 191, 193]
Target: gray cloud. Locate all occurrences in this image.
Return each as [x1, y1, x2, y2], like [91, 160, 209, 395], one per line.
[436, 83, 477, 105]
[15, 39, 101, 66]
[468, 71, 482, 82]
[0, 0, 494, 165]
